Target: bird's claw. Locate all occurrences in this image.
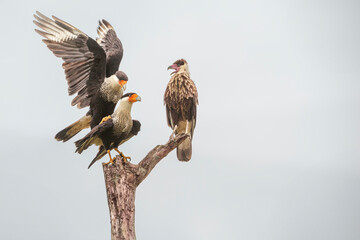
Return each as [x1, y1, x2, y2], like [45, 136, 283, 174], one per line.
[120, 152, 131, 162]
[168, 125, 178, 141]
[169, 134, 175, 141]
[114, 149, 131, 163]
[103, 157, 115, 166]
[100, 115, 112, 124]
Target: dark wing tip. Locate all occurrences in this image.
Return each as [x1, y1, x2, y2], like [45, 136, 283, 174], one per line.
[35, 29, 52, 39]
[35, 11, 46, 19]
[131, 120, 141, 135]
[88, 160, 96, 169]
[101, 19, 113, 29]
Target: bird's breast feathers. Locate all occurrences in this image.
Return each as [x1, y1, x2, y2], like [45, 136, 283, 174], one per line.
[113, 114, 132, 134]
[100, 75, 124, 103]
[166, 72, 198, 104]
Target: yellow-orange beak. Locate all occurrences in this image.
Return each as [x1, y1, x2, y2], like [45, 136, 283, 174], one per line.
[129, 94, 141, 103]
[118, 80, 127, 91]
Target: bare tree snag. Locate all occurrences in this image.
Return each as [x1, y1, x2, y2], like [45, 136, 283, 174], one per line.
[102, 133, 188, 240]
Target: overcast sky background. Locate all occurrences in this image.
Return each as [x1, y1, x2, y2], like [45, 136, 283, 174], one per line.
[0, 0, 359, 239]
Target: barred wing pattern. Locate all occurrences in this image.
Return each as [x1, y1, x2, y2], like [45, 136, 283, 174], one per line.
[34, 11, 107, 109]
[97, 20, 123, 77]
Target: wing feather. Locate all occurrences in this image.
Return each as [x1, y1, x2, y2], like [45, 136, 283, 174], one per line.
[34, 11, 106, 109]
[87, 120, 140, 168]
[96, 19, 123, 76]
[164, 73, 198, 137]
[119, 120, 141, 145]
[75, 118, 113, 153]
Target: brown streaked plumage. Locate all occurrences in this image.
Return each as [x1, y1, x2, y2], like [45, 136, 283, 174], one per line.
[34, 12, 128, 142]
[75, 93, 141, 168]
[164, 59, 198, 161]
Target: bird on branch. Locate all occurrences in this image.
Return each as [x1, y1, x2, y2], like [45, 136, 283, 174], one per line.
[34, 11, 128, 142]
[164, 59, 198, 161]
[75, 93, 141, 168]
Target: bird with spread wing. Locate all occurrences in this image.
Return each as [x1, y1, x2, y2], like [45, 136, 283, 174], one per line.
[34, 11, 129, 142]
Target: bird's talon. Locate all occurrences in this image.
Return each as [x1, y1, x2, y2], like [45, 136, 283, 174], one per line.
[119, 152, 131, 163]
[100, 115, 112, 124]
[103, 158, 115, 166]
[103, 150, 115, 166]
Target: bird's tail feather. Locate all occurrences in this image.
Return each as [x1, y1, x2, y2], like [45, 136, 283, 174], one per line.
[75, 135, 97, 154]
[175, 120, 193, 161]
[177, 137, 192, 161]
[55, 115, 91, 142]
[88, 146, 107, 169]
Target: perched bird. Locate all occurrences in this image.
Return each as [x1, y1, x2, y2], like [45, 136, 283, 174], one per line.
[75, 93, 141, 168]
[164, 59, 198, 161]
[33, 11, 128, 141]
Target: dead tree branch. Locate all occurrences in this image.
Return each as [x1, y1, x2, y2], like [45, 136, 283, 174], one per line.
[102, 133, 188, 240]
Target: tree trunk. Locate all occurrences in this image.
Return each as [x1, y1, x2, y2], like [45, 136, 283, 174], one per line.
[102, 133, 188, 240]
[103, 160, 137, 240]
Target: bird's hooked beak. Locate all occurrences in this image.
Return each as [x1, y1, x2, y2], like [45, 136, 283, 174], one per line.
[119, 80, 127, 91]
[129, 94, 141, 102]
[167, 64, 179, 75]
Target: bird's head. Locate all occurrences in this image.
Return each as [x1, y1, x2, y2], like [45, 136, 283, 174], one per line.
[121, 92, 141, 103]
[167, 59, 189, 75]
[115, 71, 128, 91]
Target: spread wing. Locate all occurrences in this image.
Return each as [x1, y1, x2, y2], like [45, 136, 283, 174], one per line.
[96, 20, 123, 77]
[34, 11, 107, 109]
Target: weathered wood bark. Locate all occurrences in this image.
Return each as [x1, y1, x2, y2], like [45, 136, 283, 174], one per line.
[103, 133, 188, 240]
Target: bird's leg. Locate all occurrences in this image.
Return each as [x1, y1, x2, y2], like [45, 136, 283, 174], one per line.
[100, 115, 112, 124]
[169, 125, 178, 140]
[103, 150, 115, 166]
[114, 148, 131, 162]
[120, 152, 131, 163]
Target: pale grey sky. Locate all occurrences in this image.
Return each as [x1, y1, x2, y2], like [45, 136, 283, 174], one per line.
[1, 0, 360, 239]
